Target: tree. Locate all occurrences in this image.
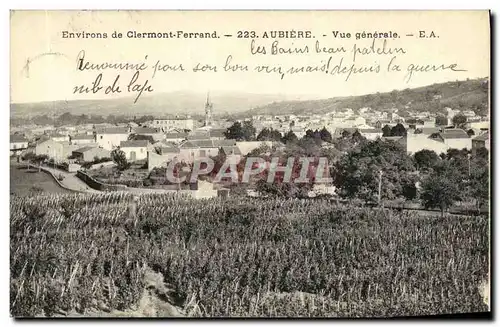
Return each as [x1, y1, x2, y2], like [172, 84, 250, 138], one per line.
[341, 130, 351, 138]
[469, 154, 489, 214]
[224, 122, 244, 140]
[256, 128, 282, 142]
[281, 131, 298, 144]
[452, 114, 468, 129]
[301, 129, 322, 146]
[382, 125, 392, 137]
[319, 127, 333, 143]
[420, 161, 462, 217]
[22, 152, 37, 170]
[333, 139, 418, 203]
[242, 121, 257, 141]
[351, 130, 366, 144]
[390, 123, 407, 137]
[29, 154, 49, 172]
[475, 147, 489, 161]
[414, 149, 439, 171]
[225, 121, 256, 141]
[111, 149, 130, 171]
[467, 129, 476, 137]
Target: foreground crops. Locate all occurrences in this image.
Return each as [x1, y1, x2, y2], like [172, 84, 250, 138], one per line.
[10, 193, 489, 317]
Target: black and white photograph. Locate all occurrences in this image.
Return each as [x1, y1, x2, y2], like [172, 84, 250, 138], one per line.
[9, 10, 491, 318]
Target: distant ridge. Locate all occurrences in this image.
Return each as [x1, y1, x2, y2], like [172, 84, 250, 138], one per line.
[10, 91, 307, 118]
[10, 78, 489, 119]
[243, 78, 489, 117]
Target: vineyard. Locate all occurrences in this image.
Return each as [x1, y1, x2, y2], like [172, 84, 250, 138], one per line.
[10, 192, 489, 317]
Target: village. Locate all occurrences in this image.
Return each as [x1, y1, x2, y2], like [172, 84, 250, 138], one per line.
[9, 91, 490, 199]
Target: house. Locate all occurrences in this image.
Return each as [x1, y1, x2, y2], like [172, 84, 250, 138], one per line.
[358, 128, 383, 140]
[406, 134, 448, 155]
[119, 140, 149, 161]
[291, 126, 306, 139]
[36, 139, 64, 160]
[72, 146, 111, 162]
[147, 147, 181, 171]
[434, 129, 472, 150]
[47, 132, 70, 143]
[208, 128, 227, 140]
[95, 127, 130, 150]
[149, 118, 194, 131]
[133, 127, 164, 142]
[414, 127, 442, 135]
[129, 134, 156, 144]
[35, 139, 79, 161]
[178, 139, 237, 162]
[165, 132, 189, 144]
[472, 133, 490, 153]
[10, 134, 29, 155]
[344, 116, 366, 127]
[70, 134, 96, 145]
[467, 120, 490, 130]
[374, 120, 392, 129]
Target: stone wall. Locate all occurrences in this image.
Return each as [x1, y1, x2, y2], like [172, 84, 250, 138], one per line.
[76, 170, 128, 191]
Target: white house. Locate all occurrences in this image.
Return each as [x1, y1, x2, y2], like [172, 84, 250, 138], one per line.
[10, 134, 29, 150]
[178, 139, 236, 163]
[406, 134, 448, 155]
[95, 127, 130, 150]
[47, 132, 70, 143]
[119, 140, 148, 161]
[359, 128, 383, 140]
[165, 132, 189, 144]
[70, 134, 96, 146]
[472, 133, 490, 153]
[35, 139, 79, 162]
[10, 134, 29, 155]
[435, 129, 472, 150]
[149, 118, 194, 131]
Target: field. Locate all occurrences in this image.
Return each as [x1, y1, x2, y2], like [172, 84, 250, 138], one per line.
[10, 165, 72, 196]
[10, 193, 489, 317]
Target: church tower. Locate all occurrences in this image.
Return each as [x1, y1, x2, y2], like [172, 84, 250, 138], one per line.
[204, 92, 213, 127]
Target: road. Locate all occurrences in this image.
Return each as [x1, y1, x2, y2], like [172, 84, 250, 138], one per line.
[39, 166, 101, 193]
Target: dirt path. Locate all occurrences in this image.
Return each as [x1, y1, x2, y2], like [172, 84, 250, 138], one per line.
[47, 267, 186, 318]
[40, 166, 101, 193]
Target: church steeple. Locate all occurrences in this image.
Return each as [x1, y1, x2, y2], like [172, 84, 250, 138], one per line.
[204, 91, 213, 127]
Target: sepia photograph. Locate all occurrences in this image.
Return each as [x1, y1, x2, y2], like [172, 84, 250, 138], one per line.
[9, 10, 491, 318]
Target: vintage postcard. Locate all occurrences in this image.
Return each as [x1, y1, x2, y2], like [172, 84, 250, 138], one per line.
[10, 10, 490, 318]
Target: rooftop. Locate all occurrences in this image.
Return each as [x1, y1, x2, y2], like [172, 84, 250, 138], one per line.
[120, 140, 149, 148]
[96, 127, 129, 135]
[73, 146, 102, 153]
[10, 134, 28, 142]
[71, 134, 95, 140]
[440, 129, 470, 139]
[473, 133, 489, 142]
[180, 139, 236, 149]
[134, 127, 161, 134]
[159, 146, 180, 154]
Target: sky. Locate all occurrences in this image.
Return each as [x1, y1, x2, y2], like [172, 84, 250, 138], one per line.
[10, 10, 490, 104]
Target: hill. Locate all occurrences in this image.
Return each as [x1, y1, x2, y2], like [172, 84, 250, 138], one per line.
[10, 91, 305, 119]
[245, 78, 489, 117]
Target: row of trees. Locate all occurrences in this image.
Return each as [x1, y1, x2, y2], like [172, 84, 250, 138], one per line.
[224, 121, 335, 145]
[241, 132, 488, 216]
